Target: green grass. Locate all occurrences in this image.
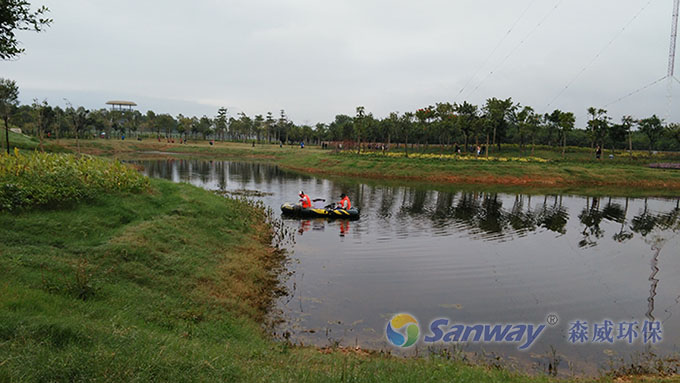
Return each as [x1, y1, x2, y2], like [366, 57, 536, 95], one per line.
[0, 130, 70, 153]
[0, 178, 562, 382]
[2, 175, 678, 381]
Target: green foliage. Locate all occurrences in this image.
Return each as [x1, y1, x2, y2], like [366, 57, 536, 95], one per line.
[0, 0, 52, 59]
[638, 115, 664, 151]
[0, 150, 149, 210]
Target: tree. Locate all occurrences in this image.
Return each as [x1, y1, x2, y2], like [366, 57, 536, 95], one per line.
[65, 106, 90, 153]
[454, 101, 478, 150]
[155, 114, 176, 138]
[666, 123, 680, 149]
[253, 114, 264, 144]
[0, 78, 19, 153]
[621, 115, 635, 155]
[1, 1, 51, 59]
[32, 98, 53, 151]
[214, 107, 227, 141]
[515, 106, 539, 155]
[482, 97, 515, 152]
[145, 110, 157, 137]
[586, 107, 609, 148]
[638, 114, 663, 153]
[557, 111, 575, 158]
[637, 115, 664, 153]
[354, 106, 366, 154]
[399, 112, 414, 157]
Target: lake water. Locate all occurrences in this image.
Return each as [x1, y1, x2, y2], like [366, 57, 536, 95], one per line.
[138, 158, 680, 375]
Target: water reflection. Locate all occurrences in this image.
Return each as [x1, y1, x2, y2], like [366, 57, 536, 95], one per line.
[139, 159, 680, 243]
[137, 159, 680, 374]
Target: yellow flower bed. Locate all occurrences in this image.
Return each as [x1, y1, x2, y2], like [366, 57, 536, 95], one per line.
[343, 150, 549, 163]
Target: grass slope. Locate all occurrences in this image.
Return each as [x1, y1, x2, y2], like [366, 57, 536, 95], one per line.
[0, 178, 571, 382]
[1, 130, 70, 153]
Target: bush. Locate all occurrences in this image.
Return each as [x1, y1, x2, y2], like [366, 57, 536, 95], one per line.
[0, 149, 149, 211]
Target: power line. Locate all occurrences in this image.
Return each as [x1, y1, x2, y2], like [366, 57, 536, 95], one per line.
[456, 0, 538, 97]
[602, 75, 667, 109]
[545, 0, 656, 112]
[464, 0, 564, 100]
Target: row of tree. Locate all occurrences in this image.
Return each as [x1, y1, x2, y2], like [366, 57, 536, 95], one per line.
[3, 78, 680, 154]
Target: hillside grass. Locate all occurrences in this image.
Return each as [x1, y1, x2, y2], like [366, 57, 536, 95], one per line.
[0, 178, 567, 382]
[0, 130, 70, 153]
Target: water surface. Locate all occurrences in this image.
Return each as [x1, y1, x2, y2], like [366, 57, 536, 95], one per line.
[139, 159, 680, 375]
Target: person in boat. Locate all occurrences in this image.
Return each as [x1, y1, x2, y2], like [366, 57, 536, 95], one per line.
[336, 193, 351, 210]
[298, 191, 312, 208]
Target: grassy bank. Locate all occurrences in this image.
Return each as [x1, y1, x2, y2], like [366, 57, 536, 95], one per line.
[54, 139, 680, 196]
[1, 130, 70, 153]
[1, 153, 677, 381]
[1, 177, 564, 382]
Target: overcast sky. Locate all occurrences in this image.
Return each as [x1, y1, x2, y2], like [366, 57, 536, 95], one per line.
[2, 0, 679, 127]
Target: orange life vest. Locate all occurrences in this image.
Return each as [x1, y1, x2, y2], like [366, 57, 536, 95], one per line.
[339, 196, 351, 209]
[300, 194, 311, 208]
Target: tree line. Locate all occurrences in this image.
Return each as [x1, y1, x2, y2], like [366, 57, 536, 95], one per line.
[2, 79, 680, 154]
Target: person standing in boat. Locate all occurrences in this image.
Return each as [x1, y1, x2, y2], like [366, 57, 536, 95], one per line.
[336, 193, 351, 210]
[299, 191, 312, 208]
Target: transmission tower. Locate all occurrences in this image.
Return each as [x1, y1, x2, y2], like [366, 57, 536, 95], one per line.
[668, 0, 679, 120]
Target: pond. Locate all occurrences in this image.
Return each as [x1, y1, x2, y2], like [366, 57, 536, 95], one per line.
[138, 158, 680, 375]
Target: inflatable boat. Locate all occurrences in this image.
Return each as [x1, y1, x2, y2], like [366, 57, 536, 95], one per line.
[280, 202, 360, 220]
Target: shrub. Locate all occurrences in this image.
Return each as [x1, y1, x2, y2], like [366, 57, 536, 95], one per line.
[0, 149, 149, 211]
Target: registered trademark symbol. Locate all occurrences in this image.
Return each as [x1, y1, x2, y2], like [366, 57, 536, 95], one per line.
[546, 313, 559, 326]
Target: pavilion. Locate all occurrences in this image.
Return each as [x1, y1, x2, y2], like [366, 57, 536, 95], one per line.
[105, 100, 137, 111]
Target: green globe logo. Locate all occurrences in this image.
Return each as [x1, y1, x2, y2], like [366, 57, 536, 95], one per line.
[386, 314, 419, 347]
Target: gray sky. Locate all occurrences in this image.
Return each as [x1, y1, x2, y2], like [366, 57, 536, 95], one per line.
[2, 0, 679, 127]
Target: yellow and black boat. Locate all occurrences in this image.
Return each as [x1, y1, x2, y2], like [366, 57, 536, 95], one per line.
[280, 202, 360, 220]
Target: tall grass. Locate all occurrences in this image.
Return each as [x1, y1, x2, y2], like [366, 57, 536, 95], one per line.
[0, 149, 149, 211]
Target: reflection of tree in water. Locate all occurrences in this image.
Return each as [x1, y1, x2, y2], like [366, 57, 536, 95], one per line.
[398, 188, 429, 216]
[377, 186, 397, 219]
[453, 192, 482, 227]
[631, 198, 657, 237]
[478, 193, 505, 236]
[612, 198, 634, 242]
[537, 195, 568, 235]
[509, 194, 537, 235]
[140, 160, 680, 246]
[578, 197, 604, 248]
[433, 191, 457, 221]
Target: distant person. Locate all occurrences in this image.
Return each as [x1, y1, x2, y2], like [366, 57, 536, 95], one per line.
[336, 193, 351, 210]
[596, 145, 602, 160]
[298, 191, 312, 208]
[300, 141, 304, 149]
[476, 145, 481, 156]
